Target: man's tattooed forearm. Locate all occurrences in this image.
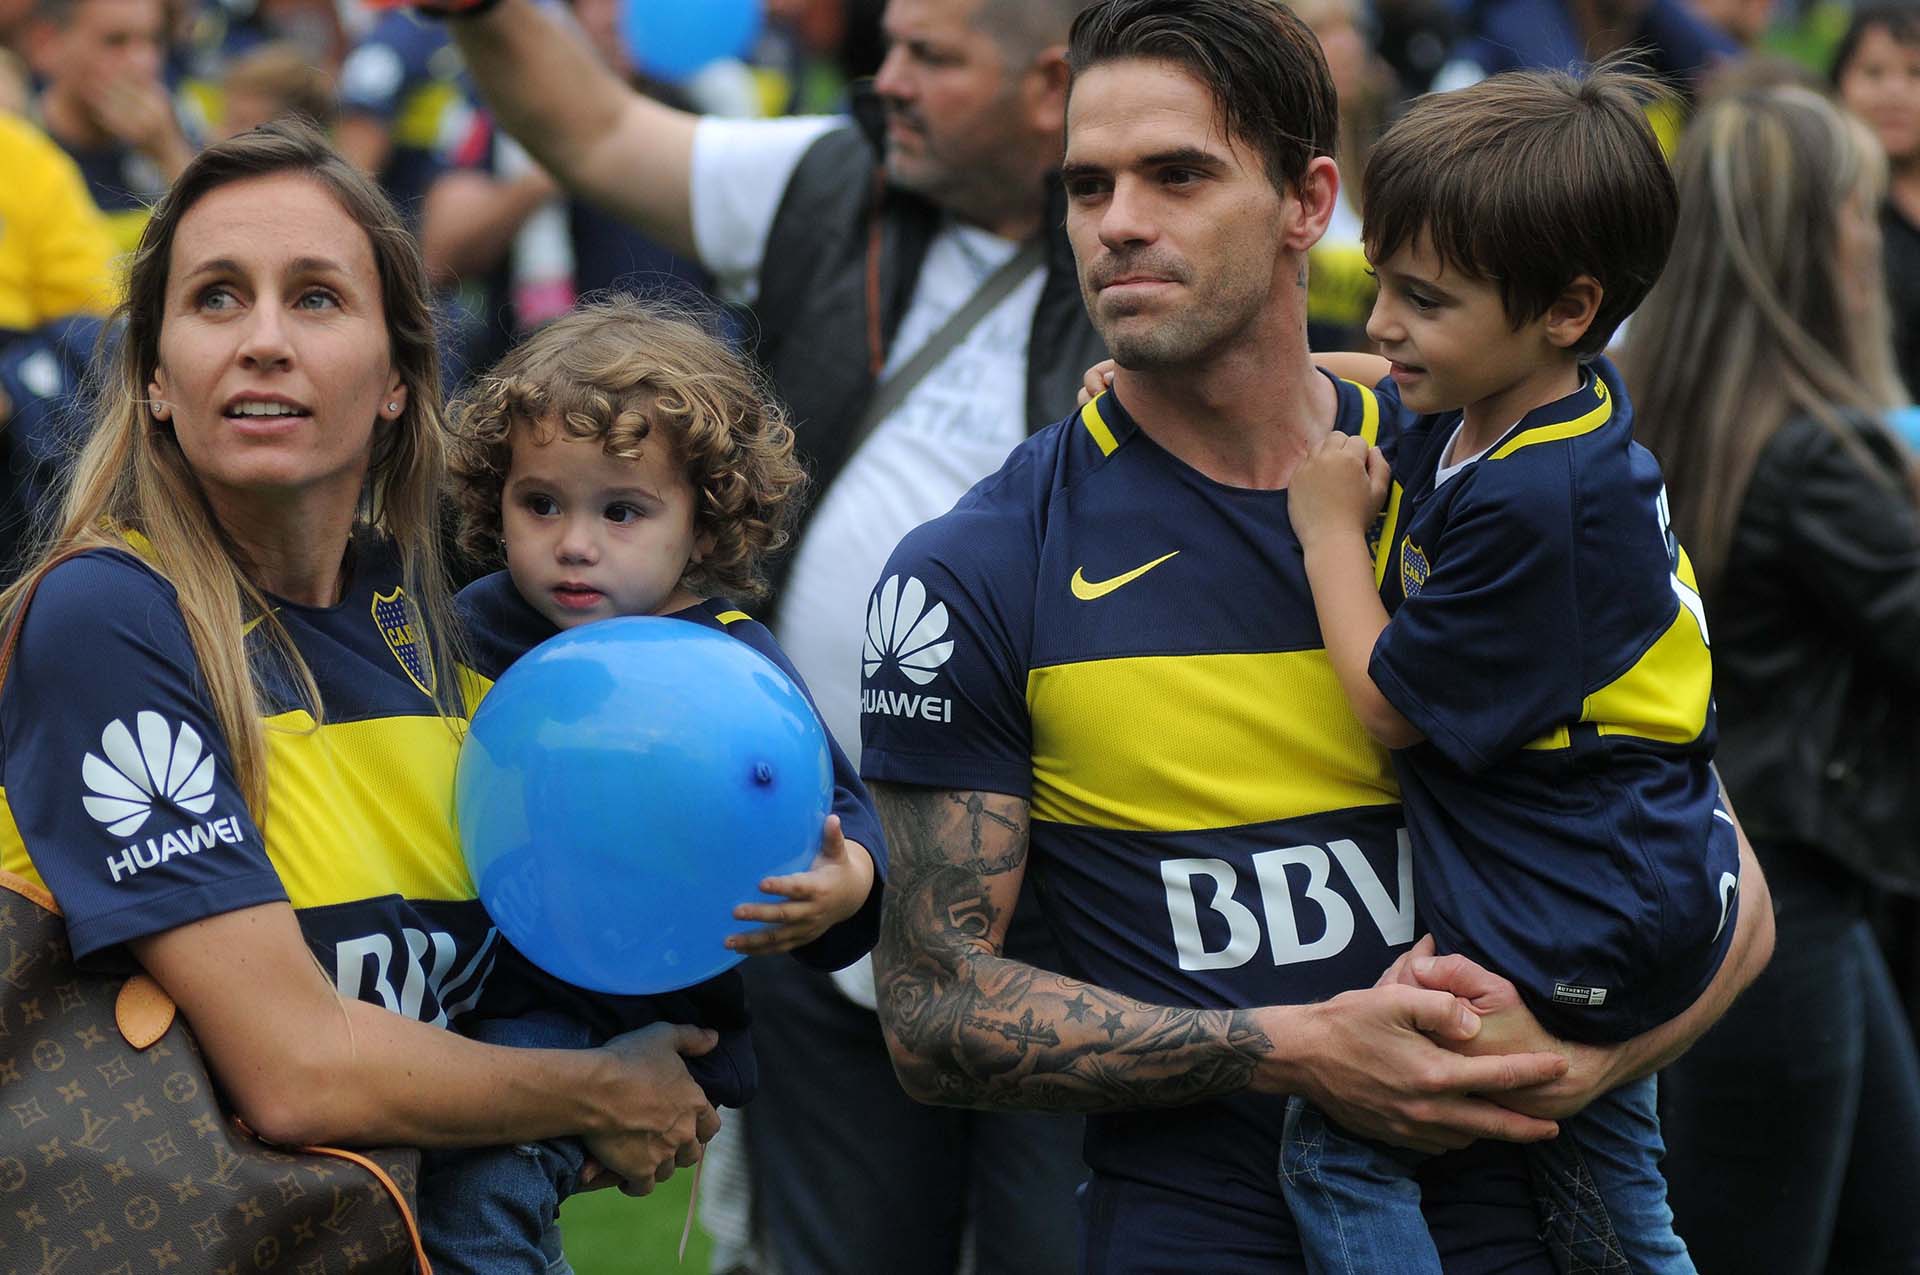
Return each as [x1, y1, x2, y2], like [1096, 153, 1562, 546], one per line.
[871, 783, 1275, 1113]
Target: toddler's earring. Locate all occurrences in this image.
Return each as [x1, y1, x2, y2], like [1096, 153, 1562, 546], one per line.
[386, 402, 400, 415]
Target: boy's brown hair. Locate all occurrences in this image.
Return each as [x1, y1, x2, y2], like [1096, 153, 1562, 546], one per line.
[1362, 66, 1678, 357]
[449, 297, 808, 602]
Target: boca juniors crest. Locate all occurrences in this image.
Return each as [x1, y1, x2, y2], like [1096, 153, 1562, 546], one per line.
[1400, 540, 1431, 599]
[372, 587, 436, 696]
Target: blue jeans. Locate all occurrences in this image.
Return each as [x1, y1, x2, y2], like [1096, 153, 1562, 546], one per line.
[418, 1013, 592, 1275]
[1659, 848, 1920, 1274]
[1281, 1078, 1693, 1275]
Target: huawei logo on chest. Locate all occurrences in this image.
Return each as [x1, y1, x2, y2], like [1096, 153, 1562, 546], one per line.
[81, 712, 218, 838]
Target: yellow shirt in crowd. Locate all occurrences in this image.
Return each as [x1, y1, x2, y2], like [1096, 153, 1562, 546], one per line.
[0, 112, 118, 331]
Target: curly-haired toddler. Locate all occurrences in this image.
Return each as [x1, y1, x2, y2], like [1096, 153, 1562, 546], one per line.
[419, 297, 887, 1274]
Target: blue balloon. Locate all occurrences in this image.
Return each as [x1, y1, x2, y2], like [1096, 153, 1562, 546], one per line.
[1892, 405, 1920, 452]
[619, 0, 763, 83]
[457, 617, 832, 995]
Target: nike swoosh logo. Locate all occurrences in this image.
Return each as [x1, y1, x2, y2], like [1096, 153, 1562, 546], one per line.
[1070, 550, 1180, 601]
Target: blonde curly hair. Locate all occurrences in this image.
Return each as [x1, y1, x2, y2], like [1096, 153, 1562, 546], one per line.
[449, 297, 808, 602]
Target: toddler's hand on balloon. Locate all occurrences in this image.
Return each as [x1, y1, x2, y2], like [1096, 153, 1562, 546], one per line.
[726, 816, 876, 955]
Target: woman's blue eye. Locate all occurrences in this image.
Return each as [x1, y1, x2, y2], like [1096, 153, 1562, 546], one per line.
[296, 289, 341, 310]
[199, 287, 238, 311]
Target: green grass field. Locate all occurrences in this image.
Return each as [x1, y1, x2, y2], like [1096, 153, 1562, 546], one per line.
[559, 1170, 714, 1274]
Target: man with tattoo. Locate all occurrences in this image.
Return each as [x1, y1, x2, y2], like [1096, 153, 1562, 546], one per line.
[860, 1, 1774, 1270]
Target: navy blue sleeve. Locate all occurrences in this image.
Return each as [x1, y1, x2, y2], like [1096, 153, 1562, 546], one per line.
[1369, 468, 1583, 772]
[724, 615, 885, 972]
[859, 509, 1038, 799]
[0, 552, 285, 959]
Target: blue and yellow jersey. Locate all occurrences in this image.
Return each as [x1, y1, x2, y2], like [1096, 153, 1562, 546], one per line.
[0, 536, 497, 1029]
[861, 379, 1549, 1254]
[1371, 357, 1739, 1042]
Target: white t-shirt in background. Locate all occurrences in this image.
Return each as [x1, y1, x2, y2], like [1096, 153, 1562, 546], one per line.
[690, 116, 1044, 760]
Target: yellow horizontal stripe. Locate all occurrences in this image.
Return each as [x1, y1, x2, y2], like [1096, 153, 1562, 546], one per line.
[1080, 396, 1119, 457]
[260, 711, 475, 909]
[714, 610, 751, 626]
[1027, 651, 1398, 832]
[0, 712, 477, 908]
[1488, 382, 1611, 460]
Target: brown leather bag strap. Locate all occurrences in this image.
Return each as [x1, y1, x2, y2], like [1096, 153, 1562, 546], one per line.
[0, 867, 57, 914]
[0, 547, 96, 702]
[299, 1144, 436, 1275]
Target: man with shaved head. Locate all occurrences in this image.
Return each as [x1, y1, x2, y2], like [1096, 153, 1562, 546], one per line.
[439, 0, 1102, 1269]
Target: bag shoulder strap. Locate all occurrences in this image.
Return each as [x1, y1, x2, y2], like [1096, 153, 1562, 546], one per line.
[300, 1144, 435, 1275]
[848, 236, 1046, 455]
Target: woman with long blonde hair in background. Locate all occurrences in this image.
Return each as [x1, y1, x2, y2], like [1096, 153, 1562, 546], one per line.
[0, 121, 720, 1257]
[1628, 85, 1920, 1273]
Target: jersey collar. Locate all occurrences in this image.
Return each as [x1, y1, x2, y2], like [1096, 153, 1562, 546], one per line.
[1482, 358, 1616, 463]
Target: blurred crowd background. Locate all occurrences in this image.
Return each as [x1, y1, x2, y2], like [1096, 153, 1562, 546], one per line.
[2, 0, 1918, 1270]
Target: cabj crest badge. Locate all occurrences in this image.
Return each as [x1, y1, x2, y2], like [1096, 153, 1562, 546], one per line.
[1400, 541, 1431, 598]
[372, 587, 436, 696]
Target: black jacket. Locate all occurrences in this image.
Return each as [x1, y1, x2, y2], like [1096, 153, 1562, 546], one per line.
[1710, 412, 1920, 894]
[748, 92, 1106, 602]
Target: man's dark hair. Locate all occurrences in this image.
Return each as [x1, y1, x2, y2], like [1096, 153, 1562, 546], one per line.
[1362, 67, 1678, 358]
[1065, 0, 1338, 195]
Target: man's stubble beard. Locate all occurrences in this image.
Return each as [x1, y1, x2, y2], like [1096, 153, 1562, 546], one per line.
[1095, 270, 1271, 372]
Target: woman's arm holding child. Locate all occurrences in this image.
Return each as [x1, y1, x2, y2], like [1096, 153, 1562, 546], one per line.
[132, 905, 721, 1194]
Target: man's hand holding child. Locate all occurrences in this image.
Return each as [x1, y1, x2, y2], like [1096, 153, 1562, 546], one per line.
[725, 815, 875, 955]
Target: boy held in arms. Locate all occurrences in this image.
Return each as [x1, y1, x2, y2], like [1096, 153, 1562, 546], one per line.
[422, 298, 886, 1275]
[1284, 70, 1741, 1273]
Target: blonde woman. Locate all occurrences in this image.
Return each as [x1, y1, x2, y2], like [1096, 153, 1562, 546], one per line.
[0, 121, 720, 1246]
[1627, 87, 1920, 1274]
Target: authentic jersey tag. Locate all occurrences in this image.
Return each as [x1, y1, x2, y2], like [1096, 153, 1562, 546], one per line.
[373, 587, 436, 697]
[1552, 982, 1609, 1007]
